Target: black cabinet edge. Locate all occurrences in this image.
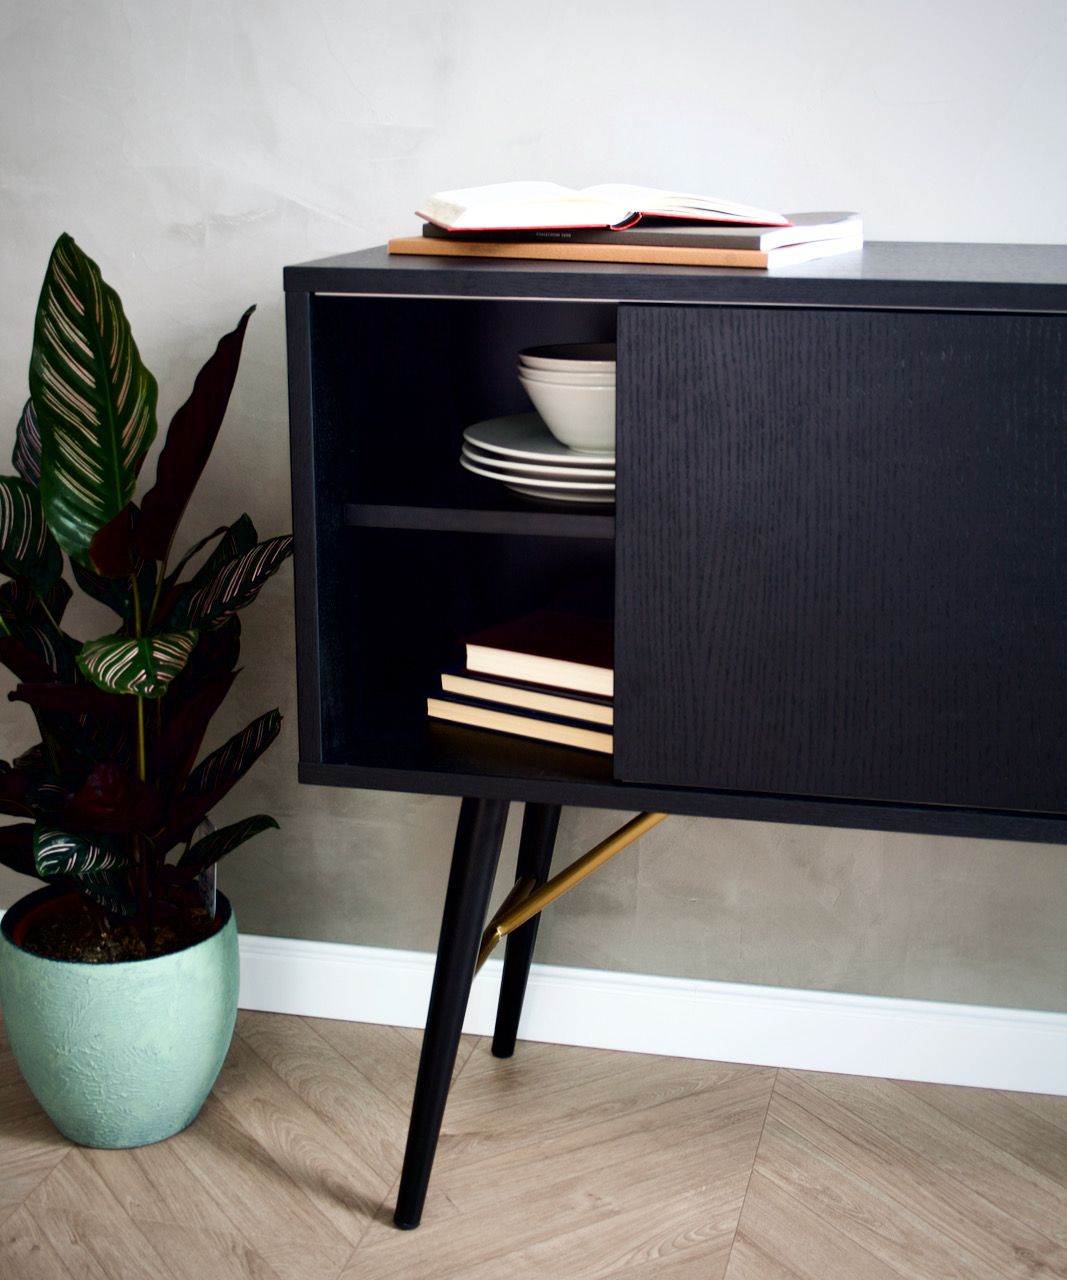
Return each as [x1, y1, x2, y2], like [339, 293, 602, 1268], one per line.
[296, 761, 1067, 845]
[283, 244, 1067, 313]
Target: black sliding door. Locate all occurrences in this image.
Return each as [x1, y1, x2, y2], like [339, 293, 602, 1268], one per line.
[614, 304, 1067, 812]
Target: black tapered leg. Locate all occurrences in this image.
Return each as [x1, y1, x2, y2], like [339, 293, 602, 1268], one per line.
[393, 796, 510, 1230]
[491, 802, 561, 1059]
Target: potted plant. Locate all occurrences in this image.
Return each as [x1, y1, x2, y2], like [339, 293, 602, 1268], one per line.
[0, 233, 292, 1147]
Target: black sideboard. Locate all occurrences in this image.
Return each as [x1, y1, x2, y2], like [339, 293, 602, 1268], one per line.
[285, 242, 1067, 1226]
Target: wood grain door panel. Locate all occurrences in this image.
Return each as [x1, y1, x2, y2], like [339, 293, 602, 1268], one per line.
[614, 304, 1067, 812]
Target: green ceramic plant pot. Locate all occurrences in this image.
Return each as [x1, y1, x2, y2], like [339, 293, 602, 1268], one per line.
[0, 886, 238, 1148]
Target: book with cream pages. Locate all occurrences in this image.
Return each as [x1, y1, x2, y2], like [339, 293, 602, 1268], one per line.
[417, 181, 790, 232]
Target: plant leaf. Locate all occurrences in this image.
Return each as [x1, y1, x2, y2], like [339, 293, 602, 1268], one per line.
[0, 577, 73, 628]
[10, 680, 139, 721]
[151, 520, 251, 628]
[184, 514, 258, 593]
[63, 764, 162, 835]
[134, 308, 254, 562]
[0, 624, 76, 683]
[0, 635, 64, 683]
[33, 825, 129, 878]
[76, 630, 197, 698]
[0, 823, 38, 879]
[175, 535, 292, 629]
[162, 709, 282, 847]
[177, 813, 277, 875]
[163, 524, 231, 589]
[186, 709, 281, 801]
[169, 615, 241, 699]
[0, 576, 78, 682]
[0, 764, 32, 818]
[70, 557, 153, 622]
[14, 400, 42, 486]
[148, 667, 237, 792]
[0, 476, 63, 595]
[79, 872, 138, 918]
[30, 233, 158, 565]
[88, 503, 141, 578]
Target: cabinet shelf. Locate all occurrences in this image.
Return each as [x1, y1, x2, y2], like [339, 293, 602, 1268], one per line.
[344, 502, 615, 539]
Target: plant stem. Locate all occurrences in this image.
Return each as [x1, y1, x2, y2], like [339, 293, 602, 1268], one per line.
[131, 571, 149, 782]
[136, 695, 147, 782]
[130, 571, 153, 945]
[130, 570, 144, 637]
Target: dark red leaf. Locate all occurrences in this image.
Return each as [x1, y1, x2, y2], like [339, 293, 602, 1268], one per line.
[150, 580, 184, 630]
[0, 822, 37, 879]
[149, 667, 237, 791]
[63, 763, 163, 835]
[0, 765, 32, 818]
[133, 308, 254, 562]
[0, 635, 61, 683]
[168, 616, 241, 702]
[89, 503, 140, 578]
[10, 680, 138, 721]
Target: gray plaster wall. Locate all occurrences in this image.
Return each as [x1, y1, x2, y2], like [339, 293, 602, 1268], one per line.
[2, 0, 1065, 1013]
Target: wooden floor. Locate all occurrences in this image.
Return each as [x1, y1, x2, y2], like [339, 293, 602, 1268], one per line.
[2, 1009, 1067, 1279]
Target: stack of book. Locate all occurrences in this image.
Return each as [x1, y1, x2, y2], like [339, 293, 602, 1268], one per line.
[388, 181, 863, 270]
[426, 610, 613, 754]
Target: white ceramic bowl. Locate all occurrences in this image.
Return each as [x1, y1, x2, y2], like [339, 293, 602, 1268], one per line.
[519, 342, 617, 372]
[517, 364, 616, 388]
[517, 373, 616, 453]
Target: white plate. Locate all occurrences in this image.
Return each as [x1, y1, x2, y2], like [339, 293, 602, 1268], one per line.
[463, 413, 614, 464]
[460, 455, 615, 491]
[507, 482, 615, 505]
[517, 365, 616, 387]
[461, 443, 615, 480]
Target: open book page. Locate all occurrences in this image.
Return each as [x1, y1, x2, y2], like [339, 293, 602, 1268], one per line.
[581, 184, 789, 225]
[418, 182, 635, 230]
[417, 181, 789, 231]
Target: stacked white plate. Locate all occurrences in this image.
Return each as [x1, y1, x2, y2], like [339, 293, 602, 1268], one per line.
[461, 413, 615, 504]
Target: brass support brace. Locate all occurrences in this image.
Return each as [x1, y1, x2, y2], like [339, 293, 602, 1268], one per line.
[475, 811, 668, 973]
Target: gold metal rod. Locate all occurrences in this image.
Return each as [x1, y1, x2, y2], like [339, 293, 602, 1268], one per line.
[475, 811, 667, 972]
[485, 874, 538, 936]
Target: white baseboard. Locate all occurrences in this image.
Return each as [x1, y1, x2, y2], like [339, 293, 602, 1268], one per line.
[237, 933, 1067, 1096]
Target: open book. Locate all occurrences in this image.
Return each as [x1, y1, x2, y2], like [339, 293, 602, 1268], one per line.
[417, 182, 790, 232]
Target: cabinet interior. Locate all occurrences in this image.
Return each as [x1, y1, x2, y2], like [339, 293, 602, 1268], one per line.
[307, 293, 618, 777]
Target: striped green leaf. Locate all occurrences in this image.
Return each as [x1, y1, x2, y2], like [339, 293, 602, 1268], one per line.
[184, 514, 257, 592]
[185, 709, 282, 800]
[14, 400, 42, 486]
[33, 825, 129, 879]
[80, 875, 138, 918]
[175, 535, 292, 629]
[177, 814, 278, 875]
[76, 629, 197, 698]
[0, 577, 72, 627]
[29, 234, 158, 567]
[162, 709, 282, 845]
[0, 476, 63, 596]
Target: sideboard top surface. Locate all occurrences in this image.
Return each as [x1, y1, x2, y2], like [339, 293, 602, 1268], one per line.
[283, 242, 1067, 312]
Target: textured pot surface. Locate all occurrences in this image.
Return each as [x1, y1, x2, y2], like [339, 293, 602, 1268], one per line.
[0, 887, 239, 1148]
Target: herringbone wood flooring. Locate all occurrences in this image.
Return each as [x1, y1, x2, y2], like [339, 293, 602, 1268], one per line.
[2, 1008, 1066, 1278]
